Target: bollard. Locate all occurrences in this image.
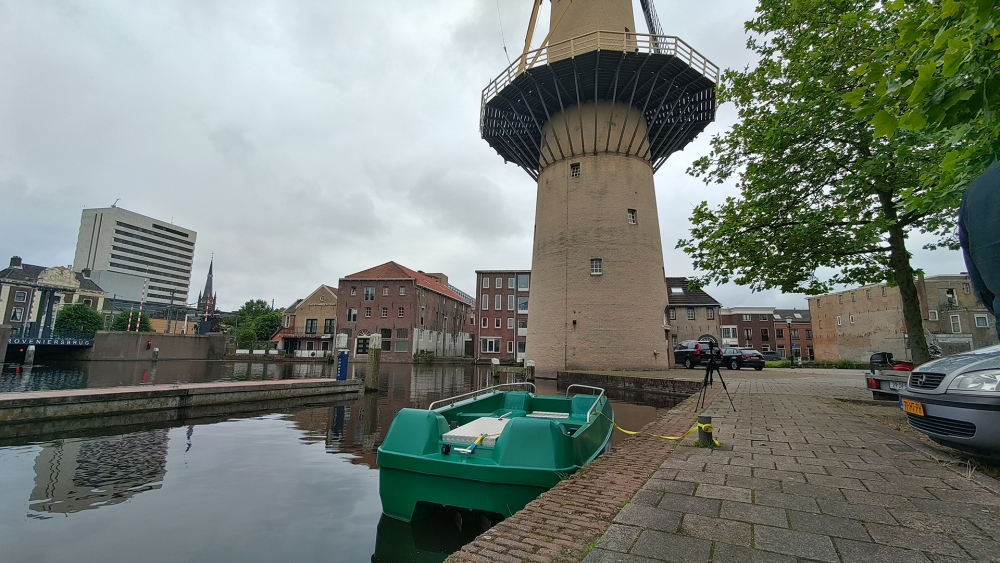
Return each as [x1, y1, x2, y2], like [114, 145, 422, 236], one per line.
[490, 358, 500, 385]
[526, 360, 535, 382]
[365, 335, 382, 391]
[697, 415, 714, 447]
[152, 347, 159, 362]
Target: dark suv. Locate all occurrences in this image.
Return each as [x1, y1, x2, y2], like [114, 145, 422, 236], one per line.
[674, 340, 720, 369]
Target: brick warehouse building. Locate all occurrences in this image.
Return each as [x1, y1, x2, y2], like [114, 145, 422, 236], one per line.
[474, 270, 531, 362]
[336, 262, 474, 361]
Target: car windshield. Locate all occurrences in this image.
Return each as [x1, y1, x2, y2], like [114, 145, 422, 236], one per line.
[741, 349, 762, 355]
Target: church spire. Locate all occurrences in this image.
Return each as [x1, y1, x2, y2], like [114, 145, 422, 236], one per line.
[202, 256, 214, 300]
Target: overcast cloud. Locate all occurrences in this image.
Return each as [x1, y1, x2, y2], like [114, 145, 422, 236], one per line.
[0, 0, 966, 311]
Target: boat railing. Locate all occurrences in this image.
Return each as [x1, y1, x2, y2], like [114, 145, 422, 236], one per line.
[428, 382, 537, 411]
[564, 384, 607, 424]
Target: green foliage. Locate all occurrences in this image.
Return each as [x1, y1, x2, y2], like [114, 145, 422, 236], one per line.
[849, 0, 1000, 214]
[110, 310, 152, 332]
[413, 352, 436, 363]
[235, 326, 258, 349]
[235, 299, 274, 321]
[252, 311, 282, 342]
[53, 303, 104, 335]
[228, 299, 283, 348]
[680, 0, 940, 363]
[765, 360, 791, 368]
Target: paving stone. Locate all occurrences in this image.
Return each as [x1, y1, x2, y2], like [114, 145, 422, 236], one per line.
[928, 488, 1000, 506]
[908, 497, 995, 519]
[695, 484, 752, 503]
[632, 489, 664, 507]
[863, 522, 965, 557]
[651, 468, 679, 481]
[723, 476, 783, 492]
[773, 459, 829, 475]
[582, 548, 659, 563]
[841, 488, 916, 509]
[674, 469, 727, 485]
[595, 524, 642, 553]
[927, 554, 977, 563]
[787, 510, 871, 541]
[804, 473, 867, 491]
[815, 498, 896, 524]
[656, 492, 721, 518]
[753, 491, 820, 514]
[888, 509, 990, 538]
[613, 504, 682, 533]
[628, 530, 713, 562]
[950, 535, 1000, 561]
[642, 478, 696, 496]
[780, 482, 846, 501]
[720, 500, 789, 527]
[709, 542, 796, 563]
[861, 479, 936, 498]
[833, 538, 932, 563]
[705, 463, 753, 477]
[753, 468, 808, 483]
[679, 513, 751, 547]
[752, 525, 839, 563]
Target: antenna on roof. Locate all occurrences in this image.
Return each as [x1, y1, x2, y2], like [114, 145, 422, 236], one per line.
[111, 198, 120, 208]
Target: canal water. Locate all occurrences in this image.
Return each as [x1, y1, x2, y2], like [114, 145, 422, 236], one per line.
[0, 362, 688, 563]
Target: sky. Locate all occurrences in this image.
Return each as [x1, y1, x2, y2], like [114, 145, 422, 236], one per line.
[0, 0, 967, 312]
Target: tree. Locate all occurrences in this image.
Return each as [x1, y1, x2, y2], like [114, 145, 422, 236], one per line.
[252, 311, 282, 343]
[225, 299, 283, 347]
[234, 299, 273, 322]
[110, 310, 153, 332]
[849, 0, 1000, 217]
[53, 303, 104, 335]
[679, 0, 952, 365]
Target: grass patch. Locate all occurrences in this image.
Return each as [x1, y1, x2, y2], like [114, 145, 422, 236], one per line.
[765, 360, 791, 368]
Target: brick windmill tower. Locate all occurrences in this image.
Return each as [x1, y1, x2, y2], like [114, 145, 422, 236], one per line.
[480, 0, 718, 373]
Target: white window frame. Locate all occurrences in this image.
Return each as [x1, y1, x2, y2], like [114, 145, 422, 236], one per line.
[687, 308, 696, 320]
[398, 307, 405, 318]
[496, 277, 502, 289]
[816, 298, 822, 308]
[882, 286, 887, 297]
[517, 297, 528, 313]
[851, 292, 856, 302]
[495, 294, 502, 310]
[951, 314, 962, 334]
[10, 307, 24, 322]
[507, 340, 514, 353]
[508, 277, 515, 289]
[517, 274, 529, 291]
[482, 277, 489, 288]
[963, 282, 972, 294]
[508, 294, 515, 311]
[347, 308, 357, 322]
[481, 337, 501, 353]
[507, 317, 514, 329]
[399, 286, 406, 295]
[836, 315, 842, 326]
[381, 307, 388, 318]
[744, 328, 753, 341]
[481, 295, 489, 310]
[590, 259, 602, 275]
[365, 307, 371, 318]
[13, 290, 27, 303]
[364, 287, 375, 301]
[627, 209, 637, 224]
[481, 317, 488, 328]
[669, 308, 677, 321]
[742, 314, 751, 322]
[706, 308, 715, 320]
[975, 314, 989, 328]
[495, 317, 501, 329]
[849, 314, 855, 325]
[928, 310, 939, 321]
[570, 162, 580, 177]
[382, 286, 389, 296]
[350, 287, 357, 296]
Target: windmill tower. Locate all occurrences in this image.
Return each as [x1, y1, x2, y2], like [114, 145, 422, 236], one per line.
[480, 0, 718, 374]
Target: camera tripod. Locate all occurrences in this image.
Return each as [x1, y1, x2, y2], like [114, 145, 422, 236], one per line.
[696, 353, 736, 412]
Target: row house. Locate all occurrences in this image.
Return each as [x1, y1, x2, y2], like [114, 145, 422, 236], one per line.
[337, 262, 474, 360]
[719, 306, 813, 359]
[273, 285, 339, 356]
[474, 270, 531, 361]
[809, 274, 998, 362]
[664, 277, 722, 349]
[0, 256, 107, 338]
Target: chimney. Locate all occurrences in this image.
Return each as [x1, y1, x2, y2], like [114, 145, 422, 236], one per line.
[82, 268, 92, 279]
[9, 256, 22, 269]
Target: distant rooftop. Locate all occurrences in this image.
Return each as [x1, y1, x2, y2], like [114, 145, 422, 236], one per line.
[665, 277, 721, 307]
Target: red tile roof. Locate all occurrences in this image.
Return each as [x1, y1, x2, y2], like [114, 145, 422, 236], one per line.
[343, 261, 470, 303]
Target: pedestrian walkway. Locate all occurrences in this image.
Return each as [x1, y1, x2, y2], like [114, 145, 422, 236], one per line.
[586, 376, 1000, 562]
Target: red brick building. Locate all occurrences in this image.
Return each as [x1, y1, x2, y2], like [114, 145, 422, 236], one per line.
[336, 262, 474, 361]
[474, 270, 530, 362]
[719, 306, 813, 359]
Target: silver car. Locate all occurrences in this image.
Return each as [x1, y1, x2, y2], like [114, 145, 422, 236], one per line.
[898, 344, 1000, 458]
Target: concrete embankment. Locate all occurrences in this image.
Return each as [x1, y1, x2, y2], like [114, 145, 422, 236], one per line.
[557, 370, 704, 396]
[0, 378, 361, 434]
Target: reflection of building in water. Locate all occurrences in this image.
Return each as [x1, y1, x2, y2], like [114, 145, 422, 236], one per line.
[29, 429, 169, 514]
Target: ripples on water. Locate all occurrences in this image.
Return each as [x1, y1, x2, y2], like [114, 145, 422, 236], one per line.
[0, 363, 687, 563]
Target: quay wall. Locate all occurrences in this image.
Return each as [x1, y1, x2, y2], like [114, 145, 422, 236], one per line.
[0, 379, 360, 426]
[44, 331, 227, 362]
[557, 371, 705, 396]
[0, 325, 9, 364]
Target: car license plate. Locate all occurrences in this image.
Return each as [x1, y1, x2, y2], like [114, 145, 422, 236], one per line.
[900, 399, 924, 416]
[888, 381, 906, 390]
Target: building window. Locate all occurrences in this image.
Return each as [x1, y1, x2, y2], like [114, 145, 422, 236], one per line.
[305, 319, 318, 334]
[355, 337, 369, 355]
[399, 286, 406, 295]
[851, 293, 856, 302]
[364, 287, 375, 301]
[570, 162, 580, 177]
[806, 330, 812, 340]
[836, 315, 842, 326]
[807, 346, 815, 360]
[849, 315, 855, 325]
[10, 307, 24, 322]
[742, 314, 751, 322]
[627, 209, 637, 224]
[507, 277, 515, 289]
[744, 328, 753, 341]
[687, 308, 696, 320]
[721, 327, 735, 339]
[866, 289, 872, 299]
[761, 345, 771, 352]
[669, 308, 677, 321]
[839, 295, 844, 304]
[928, 310, 939, 321]
[507, 340, 514, 353]
[396, 328, 408, 340]
[963, 282, 972, 294]
[882, 286, 887, 297]
[13, 290, 27, 303]
[382, 286, 389, 296]
[517, 274, 529, 291]
[365, 307, 372, 318]
[518, 297, 529, 313]
[517, 341, 526, 354]
[590, 259, 602, 275]
[306, 341, 314, 351]
[759, 314, 769, 321]
[791, 329, 800, 339]
[945, 288, 957, 306]
[481, 338, 501, 353]
[495, 317, 502, 328]
[323, 319, 335, 334]
[350, 286, 357, 296]
[482, 277, 489, 288]
[398, 307, 405, 318]
[381, 307, 388, 318]
[283, 316, 290, 328]
[761, 328, 770, 341]
[951, 314, 962, 333]
[347, 308, 357, 322]
[508, 295, 515, 311]
[816, 299, 821, 308]
[777, 345, 786, 358]
[495, 295, 502, 310]
[481, 317, 488, 328]
[482, 295, 489, 310]
[83, 298, 93, 307]
[776, 328, 784, 339]
[706, 308, 715, 320]
[975, 314, 990, 328]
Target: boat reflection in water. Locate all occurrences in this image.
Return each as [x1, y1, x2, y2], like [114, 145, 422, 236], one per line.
[372, 510, 496, 563]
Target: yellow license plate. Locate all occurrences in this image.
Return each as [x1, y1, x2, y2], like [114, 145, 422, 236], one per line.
[901, 399, 925, 416]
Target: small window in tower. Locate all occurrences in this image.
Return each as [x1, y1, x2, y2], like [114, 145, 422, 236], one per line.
[570, 163, 580, 177]
[590, 259, 602, 275]
[628, 209, 637, 224]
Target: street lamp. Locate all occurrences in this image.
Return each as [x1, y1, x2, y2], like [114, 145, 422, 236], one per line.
[786, 318, 794, 368]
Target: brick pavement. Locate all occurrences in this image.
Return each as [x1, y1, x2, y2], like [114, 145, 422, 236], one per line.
[586, 374, 1000, 562]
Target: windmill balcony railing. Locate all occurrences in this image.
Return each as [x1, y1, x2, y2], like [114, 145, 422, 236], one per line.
[481, 30, 720, 107]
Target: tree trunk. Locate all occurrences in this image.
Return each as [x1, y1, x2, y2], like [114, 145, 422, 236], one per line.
[880, 192, 931, 365]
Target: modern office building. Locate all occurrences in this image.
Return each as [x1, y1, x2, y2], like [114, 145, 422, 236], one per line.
[72, 206, 196, 307]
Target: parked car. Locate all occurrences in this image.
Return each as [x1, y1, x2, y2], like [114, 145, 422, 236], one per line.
[864, 352, 915, 400]
[760, 351, 781, 362]
[898, 344, 1000, 458]
[674, 340, 720, 369]
[722, 348, 765, 371]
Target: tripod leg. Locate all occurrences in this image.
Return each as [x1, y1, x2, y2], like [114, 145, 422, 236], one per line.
[716, 372, 737, 412]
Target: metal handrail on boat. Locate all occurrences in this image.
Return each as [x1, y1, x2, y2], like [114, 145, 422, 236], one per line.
[564, 384, 607, 424]
[428, 382, 537, 411]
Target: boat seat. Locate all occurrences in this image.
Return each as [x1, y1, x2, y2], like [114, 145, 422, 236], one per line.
[442, 417, 511, 447]
[526, 411, 570, 419]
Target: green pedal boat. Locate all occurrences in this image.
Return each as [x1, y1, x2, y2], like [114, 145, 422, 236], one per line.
[377, 383, 614, 522]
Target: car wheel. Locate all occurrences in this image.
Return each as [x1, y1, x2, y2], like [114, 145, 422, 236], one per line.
[754, 366, 763, 371]
[684, 357, 693, 369]
[730, 359, 739, 370]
